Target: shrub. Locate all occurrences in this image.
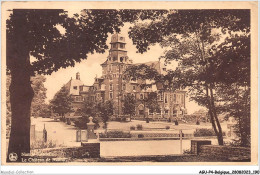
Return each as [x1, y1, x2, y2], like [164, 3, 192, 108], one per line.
[165, 126, 170, 130]
[130, 126, 135, 130]
[183, 149, 192, 154]
[138, 134, 144, 138]
[99, 131, 131, 138]
[174, 120, 179, 125]
[194, 128, 216, 137]
[31, 140, 64, 150]
[66, 119, 71, 125]
[136, 124, 143, 130]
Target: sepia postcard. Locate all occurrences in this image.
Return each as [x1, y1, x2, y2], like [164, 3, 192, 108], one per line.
[1, 1, 259, 172]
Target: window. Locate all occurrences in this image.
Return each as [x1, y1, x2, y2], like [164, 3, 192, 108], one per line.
[140, 94, 144, 99]
[110, 84, 113, 91]
[113, 74, 116, 78]
[112, 43, 116, 48]
[113, 57, 117, 61]
[120, 43, 125, 49]
[163, 68, 166, 71]
[181, 95, 184, 104]
[120, 37, 124, 40]
[165, 110, 169, 114]
[73, 86, 77, 90]
[165, 94, 168, 103]
[123, 84, 126, 90]
[120, 57, 124, 62]
[158, 94, 161, 101]
[160, 93, 163, 101]
[109, 92, 113, 99]
[173, 94, 176, 103]
[133, 85, 136, 90]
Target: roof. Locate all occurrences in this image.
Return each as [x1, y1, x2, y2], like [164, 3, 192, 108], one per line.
[133, 61, 162, 74]
[65, 78, 84, 95]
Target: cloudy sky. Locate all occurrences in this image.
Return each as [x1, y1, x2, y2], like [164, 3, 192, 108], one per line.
[44, 18, 203, 114]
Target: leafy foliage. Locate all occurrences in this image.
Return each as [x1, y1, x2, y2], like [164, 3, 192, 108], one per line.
[50, 85, 73, 116]
[127, 9, 250, 146]
[96, 100, 114, 126]
[31, 75, 47, 117]
[122, 94, 136, 119]
[194, 128, 216, 137]
[136, 124, 143, 130]
[145, 92, 160, 114]
[99, 131, 131, 138]
[7, 9, 167, 75]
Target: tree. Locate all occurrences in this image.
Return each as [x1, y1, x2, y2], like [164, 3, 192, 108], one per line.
[50, 86, 73, 119]
[96, 100, 114, 131]
[144, 92, 160, 118]
[122, 94, 136, 121]
[128, 10, 250, 145]
[30, 75, 47, 117]
[38, 103, 52, 118]
[6, 74, 48, 135]
[82, 100, 97, 117]
[74, 100, 100, 129]
[6, 9, 167, 161]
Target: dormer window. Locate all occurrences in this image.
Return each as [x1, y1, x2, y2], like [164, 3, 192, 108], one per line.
[120, 57, 124, 62]
[73, 86, 77, 90]
[120, 37, 124, 40]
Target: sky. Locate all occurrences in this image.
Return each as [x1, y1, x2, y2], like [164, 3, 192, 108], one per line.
[43, 15, 203, 114]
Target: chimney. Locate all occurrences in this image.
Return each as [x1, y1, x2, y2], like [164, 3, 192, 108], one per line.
[76, 72, 80, 80]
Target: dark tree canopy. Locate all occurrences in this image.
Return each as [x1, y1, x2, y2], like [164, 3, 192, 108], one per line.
[129, 9, 250, 53]
[50, 85, 73, 116]
[7, 9, 167, 75]
[127, 9, 250, 146]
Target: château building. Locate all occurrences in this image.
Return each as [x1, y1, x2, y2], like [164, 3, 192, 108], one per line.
[65, 33, 187, 121]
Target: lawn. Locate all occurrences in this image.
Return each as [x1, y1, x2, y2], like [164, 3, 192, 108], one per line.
[106, 120, 213, 132]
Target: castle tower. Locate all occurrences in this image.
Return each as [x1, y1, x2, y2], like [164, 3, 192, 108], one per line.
[108, 33, 128, 63]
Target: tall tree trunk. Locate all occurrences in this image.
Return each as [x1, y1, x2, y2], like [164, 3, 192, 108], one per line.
[206, 85, 224, 145]
[7, 10, 34, 162]
[209, 86, 223, 145]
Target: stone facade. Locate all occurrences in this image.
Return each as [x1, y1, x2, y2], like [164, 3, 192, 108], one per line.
[65, 33, 187, 120]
